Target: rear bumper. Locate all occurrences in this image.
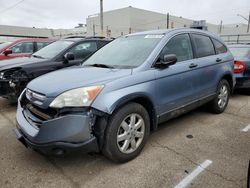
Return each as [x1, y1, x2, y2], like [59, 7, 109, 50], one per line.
[15, 100, 100, 155]
[235, 77, 250, 88]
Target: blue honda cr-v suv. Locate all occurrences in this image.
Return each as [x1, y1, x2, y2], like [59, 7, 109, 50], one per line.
[15, 28, 235, 163]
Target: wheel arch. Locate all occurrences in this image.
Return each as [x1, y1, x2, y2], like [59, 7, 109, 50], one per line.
[220, 73, 234, 93]
[110, 94, 158, 132]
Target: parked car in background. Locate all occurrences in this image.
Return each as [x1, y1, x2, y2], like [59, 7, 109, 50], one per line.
[0, 37, 112, 100]
[15, 28, 234, 163]
[228, 44, 250, 90]
[0, 38, 55, 60]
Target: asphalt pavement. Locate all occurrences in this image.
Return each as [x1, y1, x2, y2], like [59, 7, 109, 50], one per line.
[0, 92, 249, 188]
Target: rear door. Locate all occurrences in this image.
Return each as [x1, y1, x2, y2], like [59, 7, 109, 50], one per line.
[190, 33, 227, 98]
[155, 33, 200, 117]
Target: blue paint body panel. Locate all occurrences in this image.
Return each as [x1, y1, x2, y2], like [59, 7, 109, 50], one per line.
[16, 28, 235, 154]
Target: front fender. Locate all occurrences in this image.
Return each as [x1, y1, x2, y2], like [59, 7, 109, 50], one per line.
[91, 79, 157, 115]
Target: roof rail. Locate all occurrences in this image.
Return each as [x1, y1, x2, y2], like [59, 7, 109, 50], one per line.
[85, 36, 106, 39]
[64, 36, 86, 39]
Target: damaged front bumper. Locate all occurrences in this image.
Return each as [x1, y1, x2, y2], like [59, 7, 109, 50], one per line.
[15, 97, 100, 156]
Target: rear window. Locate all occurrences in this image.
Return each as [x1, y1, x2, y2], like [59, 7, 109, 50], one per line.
[229, 47, 250, 58]
[212, 39, 227, 54]
[191, 34, 215, 58]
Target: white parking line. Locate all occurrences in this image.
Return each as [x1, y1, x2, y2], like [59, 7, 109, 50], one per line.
[241, 124, 250, 132]
[174, 160, 213, 188]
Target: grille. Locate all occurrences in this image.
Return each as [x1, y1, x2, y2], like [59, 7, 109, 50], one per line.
[21, 91, 58, 126]
[26, 89, 46, 102]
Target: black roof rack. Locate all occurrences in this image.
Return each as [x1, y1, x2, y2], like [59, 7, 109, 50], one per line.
[85, 36, 106, 39]
[64, 36, 86, 39]
[64, 36, 115, 40]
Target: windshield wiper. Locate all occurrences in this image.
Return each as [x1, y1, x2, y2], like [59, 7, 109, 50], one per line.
[32, 55, 45, 59]
[84, 64, 114, 69]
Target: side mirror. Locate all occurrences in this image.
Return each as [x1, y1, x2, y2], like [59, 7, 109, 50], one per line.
[63, 52, 75, 63]
[155, 54, 177, 68]
[4, 49, 12, 56]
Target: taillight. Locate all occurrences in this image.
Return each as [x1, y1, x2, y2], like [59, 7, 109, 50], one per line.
[234, 61, 246, 73]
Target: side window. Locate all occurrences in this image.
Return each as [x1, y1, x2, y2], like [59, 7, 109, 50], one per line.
[68, 42, 97, 60]
[37, 42, 50, 51]
[160, 34, 193, 62]
[191, 34, 215, 58]
[99, 41, 110, 48]
[212, 39, 227, 54]
[11, 42, 34, 54]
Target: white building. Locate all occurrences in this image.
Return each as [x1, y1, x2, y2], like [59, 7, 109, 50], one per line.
[0, 24, 87, 43]
[86, 6, 250, 43]
[0, 6, 249, 43]
[86, 6, 195, 37]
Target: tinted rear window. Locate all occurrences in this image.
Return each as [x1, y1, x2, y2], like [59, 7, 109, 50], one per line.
[212, 39, 227, 54]
[191, 34, 215, 58]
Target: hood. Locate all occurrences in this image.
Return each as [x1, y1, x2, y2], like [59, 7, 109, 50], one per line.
[0, 57, 46, 70]
[27, 66, 132, 97]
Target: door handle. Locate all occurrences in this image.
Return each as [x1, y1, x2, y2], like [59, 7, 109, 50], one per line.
[216, 58, 222, 62]
[189, 63, 198, 68]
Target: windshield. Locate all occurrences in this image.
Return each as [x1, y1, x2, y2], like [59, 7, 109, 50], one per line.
[0, 42, 11, 50]
[32, 40, 74, 59]
[229, 47, 250, 58]
[84, 34, 163, 68]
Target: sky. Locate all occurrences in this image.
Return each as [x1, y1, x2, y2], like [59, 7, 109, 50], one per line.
[0, 0, 249, 29]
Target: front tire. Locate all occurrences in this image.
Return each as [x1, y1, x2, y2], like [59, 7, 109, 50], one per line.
[208, 79, 230, 114]
[102, 103, 150, 163]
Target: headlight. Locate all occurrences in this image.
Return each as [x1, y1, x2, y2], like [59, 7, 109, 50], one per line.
[49, 85, 104, 108]
[0, 72, 4, 79]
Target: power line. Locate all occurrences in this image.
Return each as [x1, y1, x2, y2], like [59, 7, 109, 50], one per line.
[0, 0, 25, 15]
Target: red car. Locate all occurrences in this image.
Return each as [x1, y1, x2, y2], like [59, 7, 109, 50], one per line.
[0, 38, 55, 60]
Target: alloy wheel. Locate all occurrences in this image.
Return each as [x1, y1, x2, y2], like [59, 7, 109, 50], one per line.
[117, 113, 145, 154]
[218, 84, 228, 109]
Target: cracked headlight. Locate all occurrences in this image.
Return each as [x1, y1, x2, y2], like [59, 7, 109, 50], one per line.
[49, 85, 104, 108]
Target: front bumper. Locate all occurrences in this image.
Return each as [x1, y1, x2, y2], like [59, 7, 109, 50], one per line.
[15, 101, 100, 155]
[14, 128, 98, 155]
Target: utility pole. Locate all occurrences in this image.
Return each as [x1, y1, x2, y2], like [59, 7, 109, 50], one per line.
[93, 24, 95, 36]
[167, 12, 169, 29]
[100, 0, 104, 36]
[219, 20, 223, 33]
[106, 25, 109, 37]
[247, 12, 250, 33]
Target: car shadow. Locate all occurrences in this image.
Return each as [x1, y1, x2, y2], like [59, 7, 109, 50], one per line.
[233, 88, 250, 96]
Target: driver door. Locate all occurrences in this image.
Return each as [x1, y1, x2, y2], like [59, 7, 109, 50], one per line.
[155, 33, 200, 120]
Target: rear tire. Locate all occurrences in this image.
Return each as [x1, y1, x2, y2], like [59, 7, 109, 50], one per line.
[102, 103, 150, 163]
[208, 79, 230, 114]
